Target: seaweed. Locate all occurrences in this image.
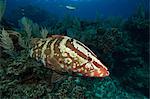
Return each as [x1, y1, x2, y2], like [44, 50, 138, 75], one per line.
[0, 0, 6, 22]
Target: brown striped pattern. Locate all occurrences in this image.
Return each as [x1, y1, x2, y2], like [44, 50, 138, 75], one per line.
[30, 35, 109, 78]
[66, 39, 88, 60]
[76, 40, 97, 57]
[32, 40, 47, 59]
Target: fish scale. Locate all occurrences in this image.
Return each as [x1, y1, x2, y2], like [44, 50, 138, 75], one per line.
[30, 35, 109, 77]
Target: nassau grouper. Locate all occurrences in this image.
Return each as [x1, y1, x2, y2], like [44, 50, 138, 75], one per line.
[30, 35, 109, 80]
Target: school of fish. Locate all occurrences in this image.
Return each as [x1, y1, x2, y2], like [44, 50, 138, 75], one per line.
[30, 35, 109, 78]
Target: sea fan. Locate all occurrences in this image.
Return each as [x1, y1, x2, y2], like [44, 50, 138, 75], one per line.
[40, 27, 48, 38]
[0, 28, 15, 57]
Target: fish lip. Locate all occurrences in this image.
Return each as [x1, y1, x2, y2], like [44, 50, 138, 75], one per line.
[100, 71, 110, 77]
[105, 71, 110, 76]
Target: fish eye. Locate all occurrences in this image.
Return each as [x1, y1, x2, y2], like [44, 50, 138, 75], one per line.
[88, 57, 92, 61]
[70, 38, 73, 42]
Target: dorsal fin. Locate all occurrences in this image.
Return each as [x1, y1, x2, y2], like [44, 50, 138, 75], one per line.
[48, 35, 64, 38]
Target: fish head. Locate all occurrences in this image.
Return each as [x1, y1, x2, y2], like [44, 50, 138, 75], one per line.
[80, 57, 110, 78]
[87, 64, 110, 78]
[91, 59, 110, 77]
[66, 38, 110, 78]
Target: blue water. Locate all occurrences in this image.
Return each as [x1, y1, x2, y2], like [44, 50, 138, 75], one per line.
[6, 0, 149, 20]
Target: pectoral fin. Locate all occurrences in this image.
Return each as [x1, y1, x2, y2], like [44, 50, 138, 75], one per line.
[51, 72, 66, 83]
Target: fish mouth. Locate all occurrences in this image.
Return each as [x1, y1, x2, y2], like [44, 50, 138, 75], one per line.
[98, 70, 110, 77]
[105, 71, 110, 77]
[86, 69, 110, 78]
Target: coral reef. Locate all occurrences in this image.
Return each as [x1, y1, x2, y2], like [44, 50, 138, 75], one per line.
[123, 4, 149, 42]
[0, 3, 149, 99]
[111, 4, 149, 97]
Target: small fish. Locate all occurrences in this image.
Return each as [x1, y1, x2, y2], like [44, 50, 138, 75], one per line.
[65, 5, 76, 10]
[30, 35, 109, 78]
